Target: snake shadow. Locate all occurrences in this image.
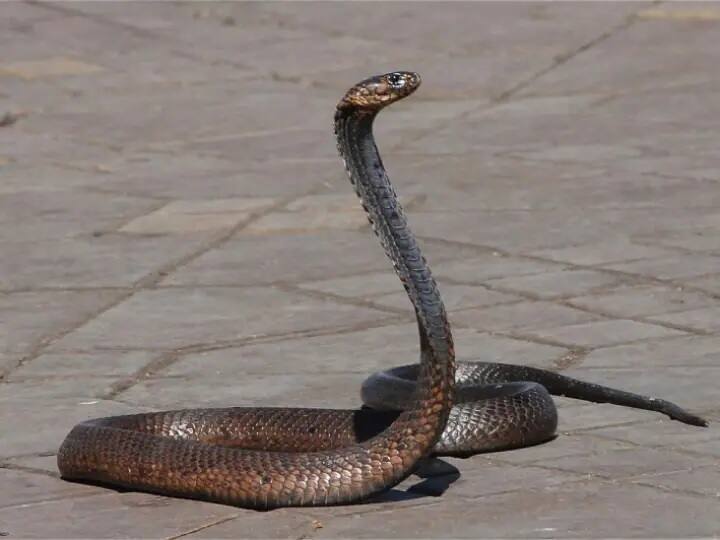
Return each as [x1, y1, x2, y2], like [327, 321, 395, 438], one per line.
[354, 407, 557, 504]
[366, 430, 558, 504]
[372, 458, 462, 502]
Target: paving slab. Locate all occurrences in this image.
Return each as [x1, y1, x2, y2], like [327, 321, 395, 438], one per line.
[485, 268, 624, 300]
[160, 230, 488, 287]
[51, 286, 392, 351]
[579, 334, 720, 369]
[0, 289, 120, 358]
[524, 319, 687, 349]
[1, 1, 719, 538]
[451, 300, 604, 333]
[0, 492, 237, 539]
[567, 284, 720, 319]
[0, 189, 159, 243]
[0, 233, 212, 289]
[0, 396, 147, 457]
[0, 468, 102, 509]
[531, 237, 679, 266]
[603, 254, 720, 281]
[561, 366, 720, 412]
[302, 482, 720, 539]
[646, 305, 720, 333]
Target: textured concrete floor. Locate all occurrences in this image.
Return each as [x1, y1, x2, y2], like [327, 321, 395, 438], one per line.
[1, 1, 719, 538]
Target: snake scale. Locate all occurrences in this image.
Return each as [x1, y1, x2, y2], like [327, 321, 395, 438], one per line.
[58, 72, 707, 510]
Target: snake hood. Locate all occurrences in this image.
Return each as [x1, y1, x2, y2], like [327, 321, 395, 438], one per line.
[337, 71, 421, 111]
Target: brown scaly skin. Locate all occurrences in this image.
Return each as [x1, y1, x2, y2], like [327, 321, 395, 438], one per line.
[58, 72, 456, 510]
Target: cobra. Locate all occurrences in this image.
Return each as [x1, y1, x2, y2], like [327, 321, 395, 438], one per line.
[58, 72, 707, 510]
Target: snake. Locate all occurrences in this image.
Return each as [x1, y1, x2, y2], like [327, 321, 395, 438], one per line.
[58, 72, 707, 510]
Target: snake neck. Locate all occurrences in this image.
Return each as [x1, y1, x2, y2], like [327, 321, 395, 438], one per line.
[334, 108, 455, 443]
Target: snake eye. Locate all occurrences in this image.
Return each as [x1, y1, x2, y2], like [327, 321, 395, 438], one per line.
[386, 73, 405, 89]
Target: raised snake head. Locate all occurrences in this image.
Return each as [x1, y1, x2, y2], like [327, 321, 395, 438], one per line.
[337, 71, 421, 111]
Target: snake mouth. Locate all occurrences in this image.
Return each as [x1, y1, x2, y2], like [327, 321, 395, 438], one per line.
[337, 71, 421, 110]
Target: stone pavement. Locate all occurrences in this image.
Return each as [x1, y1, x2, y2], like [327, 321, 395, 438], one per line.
[1, 1, 719, 537]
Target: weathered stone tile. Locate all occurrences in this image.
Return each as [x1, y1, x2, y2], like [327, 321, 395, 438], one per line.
[540, 446, 714, 480]
[532, 238, 676, 265]
[161, 231, 485, 287]
[2, 454, 63, 475]
[636, 227, 720, 252]
[1, 2, 718, 536]
[525, 319, 686, 348]
[434, 457, 586, 499]
[604, 254, 720, 280]
[683, 438, 720, 458]
[161, 325, 567, 380]
[432, 255, 564, 283]
[120, 197, 275, 234]
[253, 2, 641, 60]
[177, 128, 339, 165]
[56, 1, 203, 32]
[377, 283, 519, 312]
[375, 154, 607, 213]
[0, 290, 120, 357]
[64, 152, 336, 200]
[123, 325, 568, 409]
[0, 164, 111, 195]
[486, 269, 622, 300]
[0, 491, 236, 539]
[488, 432, 635, 465]
[182, 508, 328, 539]
[9, 351, 156, 379]
[2, 378, 118, 401]
[518, 13, 720, 98]
[592, 418, 720, 448]
[684, 274, 720, 295]
[298, 271, 404, 298]
[311, 482, 720, 538]
[0, 189, 159, 243]
[635, 5, 720, 22]
[451, 301, 604, 333]
[120, 372, 369, 410]
[0, 234, 210, 289]
[0, 397, 147, 457]
[242, 194, 418, 235]
[633, 464, 720, 498]
[0, 353, 20, 375]
[580, 335, 720, 368]
[558, 403, 678, 433]
[0, 0, 62, 26]
[646, 306, 720, 333]
[53, 287, 390, 351]
[0, 57, 104, 80]
[0, 129, 114, 166]
[505, 144, 644, 165]
[562, 366, 719, 412]
[568, 284, 719, 318]
[0, 469, 102, 509]
[161, 231, 391, 287]
[243, 194, 369, 234]
[409, 209, 626, 252]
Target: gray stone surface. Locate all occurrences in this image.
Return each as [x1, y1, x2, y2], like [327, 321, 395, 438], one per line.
[0, 290, 120, 367]
[525, 319, 687, 348]
[484, 268, 623, 300]
[450, 301, 604, 333]
[603, 254, 720, 280]
[1, 1, 718, 538]
[51, 286, 393, 351]
[567, 284, 720, 318]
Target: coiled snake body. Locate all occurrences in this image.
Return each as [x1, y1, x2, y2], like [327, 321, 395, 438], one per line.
[58, 72, 707, 509]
